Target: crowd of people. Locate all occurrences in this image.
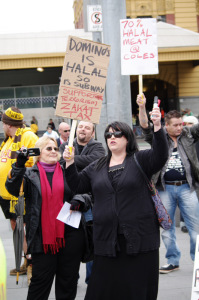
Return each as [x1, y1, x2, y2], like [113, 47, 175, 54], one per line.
[0, 97, 199, 300]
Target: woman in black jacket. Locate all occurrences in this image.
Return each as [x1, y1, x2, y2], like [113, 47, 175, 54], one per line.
[6, 136, 91, 300]
[63, 107, 168, 300]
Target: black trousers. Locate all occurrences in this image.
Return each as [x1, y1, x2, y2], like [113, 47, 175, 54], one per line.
[27, 226, 85, 300]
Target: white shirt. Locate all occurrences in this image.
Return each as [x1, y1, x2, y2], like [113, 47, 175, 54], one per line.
[43, 130, 59, 140]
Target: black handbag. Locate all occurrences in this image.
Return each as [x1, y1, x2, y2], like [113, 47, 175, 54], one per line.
[134, 154, 172, 230]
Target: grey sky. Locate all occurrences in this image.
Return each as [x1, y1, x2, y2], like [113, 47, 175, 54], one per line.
[0, 0, 74, 34]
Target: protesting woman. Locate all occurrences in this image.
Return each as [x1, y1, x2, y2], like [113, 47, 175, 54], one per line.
[63, 106, 168, 300]
[6, 136, 91, 300]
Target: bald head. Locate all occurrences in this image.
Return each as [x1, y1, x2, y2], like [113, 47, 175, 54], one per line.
[58, 122, 70, 141]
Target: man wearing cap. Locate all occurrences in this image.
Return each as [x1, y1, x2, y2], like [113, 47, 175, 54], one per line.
[137, 95, 199, 274]
[0, 107, 38, 279]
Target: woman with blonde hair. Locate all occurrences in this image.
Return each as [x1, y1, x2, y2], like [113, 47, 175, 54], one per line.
[6, 136, 91, 300]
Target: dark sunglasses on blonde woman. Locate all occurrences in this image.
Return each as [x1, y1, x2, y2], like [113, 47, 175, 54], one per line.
[105, 131, 123, 139]
[45, 147, 59, 152]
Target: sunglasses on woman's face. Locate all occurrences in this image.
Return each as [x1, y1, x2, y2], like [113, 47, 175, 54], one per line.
[45, 146, 59, 152]
[105, 131, 123, 139]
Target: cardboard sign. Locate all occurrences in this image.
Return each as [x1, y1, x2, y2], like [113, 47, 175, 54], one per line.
[120, 18, 158, 75]
[55, 36, 110, 124]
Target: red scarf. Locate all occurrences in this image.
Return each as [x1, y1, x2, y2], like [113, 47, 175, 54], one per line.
[37, 162, 65, 254]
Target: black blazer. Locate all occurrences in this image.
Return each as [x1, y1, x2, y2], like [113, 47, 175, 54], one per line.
[60, 138, 106, 171]
[65, 129, 168, 257]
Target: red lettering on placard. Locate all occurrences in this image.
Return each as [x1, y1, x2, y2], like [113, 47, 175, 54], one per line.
[61, 103, 98, 119]
[121, 20, 129, 29]
[136, 19, 142, 27]
[61, 103, 70, 110]
[123, 53, 155, 60]
[146, 29, 152, 37]
[95, 95, 103, 101]
[76, 113, 91, 120]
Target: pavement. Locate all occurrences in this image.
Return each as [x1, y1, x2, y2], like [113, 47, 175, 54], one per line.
[1, 208, 194, 300]
[0, 137, 196, 299]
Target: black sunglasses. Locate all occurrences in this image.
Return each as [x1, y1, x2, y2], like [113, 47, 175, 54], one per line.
[64, 130, 70, 132]
[45, 146, 59, 152]
[105, 131, 123, 139]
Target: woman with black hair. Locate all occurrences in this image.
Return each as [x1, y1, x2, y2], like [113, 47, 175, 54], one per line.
[63, 106, 168, 300]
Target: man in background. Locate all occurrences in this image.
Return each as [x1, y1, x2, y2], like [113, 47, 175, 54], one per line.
[180, 115, 199, 232]
[57, 122, 70, 147]
[48, 118, 56, 130]
[60, 120, 106, 283]
[137, 94, 199, 274]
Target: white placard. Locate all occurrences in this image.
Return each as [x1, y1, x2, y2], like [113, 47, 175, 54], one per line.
[191, 235, 199, 299]
[87, 5, 103, 32]
[57, 202, 81, 229]
[120, 18, 159, 75]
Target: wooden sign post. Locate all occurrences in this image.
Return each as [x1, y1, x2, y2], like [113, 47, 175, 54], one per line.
[55, 35, 111, 145]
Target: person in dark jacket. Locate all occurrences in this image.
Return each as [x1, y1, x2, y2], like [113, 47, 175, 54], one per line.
[60, 121, 106, 284]
[48, 118, 56, 130]
[137, 94, 199, 274]
[62, 109, 168, 300]
[56, 122, 70, 147]
[59, 121, 105, 168]
[6, 136, 91, 300]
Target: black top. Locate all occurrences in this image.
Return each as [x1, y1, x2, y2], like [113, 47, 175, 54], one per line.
[164, 147, 186, 181]
[65, 129, 168, 257]
[108, 163, 125, 190]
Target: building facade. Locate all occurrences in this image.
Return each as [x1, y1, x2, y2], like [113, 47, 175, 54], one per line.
[1, 0, 199, 136]
[74, 0, 199, 116]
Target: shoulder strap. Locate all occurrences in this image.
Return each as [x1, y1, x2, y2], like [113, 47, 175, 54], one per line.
[134, 153, 150, 185]
[134, 153, 155, 195]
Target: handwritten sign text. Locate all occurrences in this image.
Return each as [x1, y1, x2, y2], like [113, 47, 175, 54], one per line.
[120, 18, 158, 75]
[55, 36, 110, 123]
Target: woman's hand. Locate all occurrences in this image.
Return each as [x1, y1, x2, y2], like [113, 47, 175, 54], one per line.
[149, 107, 161, 132]
[16, 147, 29, 168]
[63, 146, 75, 167]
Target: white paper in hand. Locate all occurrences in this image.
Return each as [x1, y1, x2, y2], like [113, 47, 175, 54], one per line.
[57, 202, 81, 229]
